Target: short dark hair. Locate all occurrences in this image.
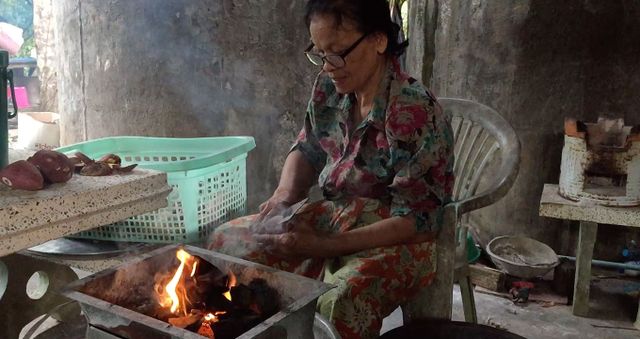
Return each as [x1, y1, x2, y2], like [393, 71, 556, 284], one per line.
[304, 0, 408, 57]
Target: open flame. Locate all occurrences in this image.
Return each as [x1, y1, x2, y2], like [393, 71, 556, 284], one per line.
[223, 271, 237, 301]
[155, 249, 198, 316]
[155, 249, 255, 339]
[155, 249, 238, 315]
[203, 311, 226, 323]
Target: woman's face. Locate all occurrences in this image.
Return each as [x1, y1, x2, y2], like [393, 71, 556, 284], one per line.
[308, 14, 387, 94]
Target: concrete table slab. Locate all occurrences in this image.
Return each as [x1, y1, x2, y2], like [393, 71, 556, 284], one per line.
[0, 169, 171, 257]
[539, 183, 640, 330]
[0, 149, 171, 337]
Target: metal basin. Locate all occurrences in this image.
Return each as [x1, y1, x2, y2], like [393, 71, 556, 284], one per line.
[380, 320, 526, 339]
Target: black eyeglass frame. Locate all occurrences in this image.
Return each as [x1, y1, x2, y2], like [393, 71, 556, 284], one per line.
[304, 33, 369, 68]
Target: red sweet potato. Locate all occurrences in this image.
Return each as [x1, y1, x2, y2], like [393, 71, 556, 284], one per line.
[80, 162, 113, 176]
[98, 153, 121, 165]
[27, 150, 74, 183]
[0, 160, 45, 191]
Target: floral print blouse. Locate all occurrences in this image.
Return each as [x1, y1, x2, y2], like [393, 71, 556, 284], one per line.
[292, 59, 454, 233]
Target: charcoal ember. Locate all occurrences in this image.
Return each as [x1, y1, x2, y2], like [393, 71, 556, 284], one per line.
[205, 290, 233, 311]
[189, 256, 230, 309]
[230, 284, 253, 309]
[248, 278, 280, 317]
[193, 257, 227, 290]
[196, 321, 214, 338]
[211, 313, 262, 339]
[154, 307, 179, 322]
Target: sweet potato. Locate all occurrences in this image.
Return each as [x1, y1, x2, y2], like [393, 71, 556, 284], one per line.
[80, 162, 113, 176]
[98, 153, 121, 165]
[0, 160, 45, 191]
[27, 150, 74, 183]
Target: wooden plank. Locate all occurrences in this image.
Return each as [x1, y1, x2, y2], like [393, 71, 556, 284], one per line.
[573, 221, 598, 317]
[635, 300, 640, 330]
[459, 276, 478, 323]
[469, 264, 506, 292]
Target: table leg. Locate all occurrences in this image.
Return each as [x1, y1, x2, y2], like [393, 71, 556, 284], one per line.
[573, 221, 597, 317]
[0, 254, 80, 338]
[635, 299, 640, 330]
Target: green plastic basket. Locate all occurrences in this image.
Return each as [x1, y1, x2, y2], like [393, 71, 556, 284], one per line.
[56, 136, 256, 243]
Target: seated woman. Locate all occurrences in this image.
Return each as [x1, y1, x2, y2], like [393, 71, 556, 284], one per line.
[208, 0, 454, 338]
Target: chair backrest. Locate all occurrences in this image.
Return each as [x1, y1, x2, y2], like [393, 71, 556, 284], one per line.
[442, 97, 520, 213]
[402, 98, 520, 321]
[440, 97, 521, 257]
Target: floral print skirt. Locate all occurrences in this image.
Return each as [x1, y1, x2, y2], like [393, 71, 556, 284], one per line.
[207, 197, 436, 339]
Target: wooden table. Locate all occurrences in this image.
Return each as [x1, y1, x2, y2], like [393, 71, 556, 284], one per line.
[539, 184, 640, 329]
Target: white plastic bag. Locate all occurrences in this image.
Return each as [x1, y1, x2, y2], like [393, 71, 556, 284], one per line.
[0, 22, 24, 55]
[250, 198, 309, 234]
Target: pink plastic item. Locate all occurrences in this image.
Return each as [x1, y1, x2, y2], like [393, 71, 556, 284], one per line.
[7, 86, 30, 109]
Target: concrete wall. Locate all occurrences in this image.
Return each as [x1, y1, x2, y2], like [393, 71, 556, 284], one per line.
[49, 0, 316, 209]
[41, 0, 640, 258]
[34, 0, 58, 112]
[412, 0, 640, 257]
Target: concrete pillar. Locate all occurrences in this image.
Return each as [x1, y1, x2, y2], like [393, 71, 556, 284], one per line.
[34, 0, 58, 112]
[405, 0, 437, 84]
[409, 0, 640, 251]
[50, 0, 316, 209]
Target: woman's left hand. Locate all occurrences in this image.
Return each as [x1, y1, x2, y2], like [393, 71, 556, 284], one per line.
[253, 222, 332, 258]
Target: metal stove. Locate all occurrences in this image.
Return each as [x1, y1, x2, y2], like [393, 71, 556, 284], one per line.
[62, 245, 333, 339]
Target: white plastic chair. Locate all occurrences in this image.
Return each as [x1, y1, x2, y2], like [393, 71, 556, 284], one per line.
[402, 98, 521, 323]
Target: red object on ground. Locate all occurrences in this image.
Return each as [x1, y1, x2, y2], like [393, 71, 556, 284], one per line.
[512, 281, 535, 289]
[7, 86, 30, 108]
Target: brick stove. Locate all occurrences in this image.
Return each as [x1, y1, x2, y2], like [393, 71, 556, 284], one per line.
[560, 117, 640, 206]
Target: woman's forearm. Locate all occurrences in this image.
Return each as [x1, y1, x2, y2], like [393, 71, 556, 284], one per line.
[275, 150, 318, 202]
[326, 216, 431, 257]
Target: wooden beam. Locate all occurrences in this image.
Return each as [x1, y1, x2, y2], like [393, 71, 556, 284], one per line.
[469, 264, 506, 292]
[573, 221, 598, 317]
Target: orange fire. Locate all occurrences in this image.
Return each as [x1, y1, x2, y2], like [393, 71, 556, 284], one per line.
[203, 311, 226, 323]
[223, 271, 237, 301]
[155, 249, 198, 316]
[156, 248, 238, 338]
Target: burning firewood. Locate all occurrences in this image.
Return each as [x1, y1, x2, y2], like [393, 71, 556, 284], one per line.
[168, 310, 203, 328]
[197, 321, 215, 338]
[246, 278, 280, 317]
[153, 249, 281, 339]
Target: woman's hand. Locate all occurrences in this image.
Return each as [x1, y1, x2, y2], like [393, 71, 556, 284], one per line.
[258, 187, 304, 218]
[253, 222, 332, 258]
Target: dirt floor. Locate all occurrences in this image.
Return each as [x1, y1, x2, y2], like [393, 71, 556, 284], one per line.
[19, 266, 640, 338]
[382, 270, 640, 339]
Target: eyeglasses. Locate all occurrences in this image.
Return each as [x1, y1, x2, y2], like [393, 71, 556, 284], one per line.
[304, 34, 369, 68]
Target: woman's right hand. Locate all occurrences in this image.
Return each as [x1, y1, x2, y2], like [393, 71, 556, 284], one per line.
[258, 187, 302, 218]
